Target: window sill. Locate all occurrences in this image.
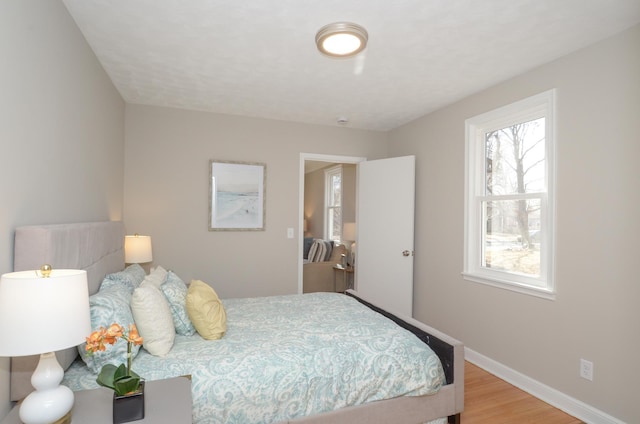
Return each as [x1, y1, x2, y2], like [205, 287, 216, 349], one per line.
[462, 272, 556, 301]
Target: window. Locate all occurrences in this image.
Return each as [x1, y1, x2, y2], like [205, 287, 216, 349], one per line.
[464, 90, 556, 298]
[325, 165, 342, 242]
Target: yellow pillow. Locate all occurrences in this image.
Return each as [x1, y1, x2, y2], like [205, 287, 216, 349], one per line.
[186, 280, 227, 340]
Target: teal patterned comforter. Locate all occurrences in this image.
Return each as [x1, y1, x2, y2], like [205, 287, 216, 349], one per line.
[64, 292, 445, 423]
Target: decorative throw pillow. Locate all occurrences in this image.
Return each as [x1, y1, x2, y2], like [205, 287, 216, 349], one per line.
[78, 285, 140, 374]
[186, 280, 227, 340]
[303, 237, 314, 259]
[100, 264, 146, 293]
[323, 240, 334, 260]
[161, 271, 196, 336]
[130, 283, 176, 356]
[307, 239, 333, 262]
[142, 265, 167, 289]
[307, 239, 323, 262]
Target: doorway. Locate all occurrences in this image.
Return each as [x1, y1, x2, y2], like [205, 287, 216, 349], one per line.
[298, 153, 365, 293]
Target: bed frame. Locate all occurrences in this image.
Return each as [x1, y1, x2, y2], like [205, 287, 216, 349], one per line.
[10, 221, 464, 424]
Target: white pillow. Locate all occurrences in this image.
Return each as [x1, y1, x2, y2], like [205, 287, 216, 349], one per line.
[130, 283, 175, 356]
[143, 266, 168, 289]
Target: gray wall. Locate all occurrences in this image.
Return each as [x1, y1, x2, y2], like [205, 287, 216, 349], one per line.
[304, 166, 328, 239]
[0, 0, 125, 417]
[123, 104, 388, 299]
[342, 164, 357, 226]
[389, 24, 640, 423]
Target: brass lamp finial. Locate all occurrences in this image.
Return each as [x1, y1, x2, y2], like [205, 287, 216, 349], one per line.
[40, 264, 52, 278]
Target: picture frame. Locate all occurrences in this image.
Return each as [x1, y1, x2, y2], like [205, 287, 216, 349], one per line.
[209, 160, 266, 231]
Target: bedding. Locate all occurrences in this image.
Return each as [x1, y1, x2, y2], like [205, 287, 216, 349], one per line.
[64, 292, 445, 424]
[13, 221, 463, 423]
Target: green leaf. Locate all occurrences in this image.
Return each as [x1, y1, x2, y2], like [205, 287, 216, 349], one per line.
[113, 363, 128, 381]
[96, 363, 142, 395]
[113, 375, 141, 396]
[96, 363, 118, 390]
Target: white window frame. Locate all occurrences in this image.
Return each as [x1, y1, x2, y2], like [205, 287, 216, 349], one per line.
[324, 165, 342, 241]
[463, 90, 556, 299]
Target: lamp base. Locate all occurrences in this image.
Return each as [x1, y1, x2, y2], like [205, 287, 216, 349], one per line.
[19, 352, 75, 424]
[52, 411, 72, 424]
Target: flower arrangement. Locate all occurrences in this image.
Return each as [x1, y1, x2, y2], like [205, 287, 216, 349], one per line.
[85, 323, 144, 396]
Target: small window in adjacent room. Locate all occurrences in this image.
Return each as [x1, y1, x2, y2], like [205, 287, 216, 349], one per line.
[463, 90, 556, 299]
[325, 165, 342, 242]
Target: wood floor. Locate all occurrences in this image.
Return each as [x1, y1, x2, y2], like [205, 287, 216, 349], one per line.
[461, 362, 584, 424]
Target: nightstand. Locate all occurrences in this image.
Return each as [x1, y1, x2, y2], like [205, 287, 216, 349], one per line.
[333, 264, 354, 292]
[1, 376, 192, 424]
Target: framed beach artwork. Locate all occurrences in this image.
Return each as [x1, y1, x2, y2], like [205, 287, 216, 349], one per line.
[209, 160, 266, 231]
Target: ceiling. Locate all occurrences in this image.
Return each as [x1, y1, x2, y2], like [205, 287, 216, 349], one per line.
[62, 0, 640, 132]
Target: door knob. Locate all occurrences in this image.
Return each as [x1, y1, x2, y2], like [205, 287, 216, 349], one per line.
[402, 250, 411, 257]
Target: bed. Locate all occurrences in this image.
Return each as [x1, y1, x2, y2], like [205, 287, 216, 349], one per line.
[10, 221, 464, 424]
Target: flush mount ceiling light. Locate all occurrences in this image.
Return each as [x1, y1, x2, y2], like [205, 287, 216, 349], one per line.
[316, 22, 368, 58]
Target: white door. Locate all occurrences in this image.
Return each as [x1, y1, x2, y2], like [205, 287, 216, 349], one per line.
[356, 155, 415, 317]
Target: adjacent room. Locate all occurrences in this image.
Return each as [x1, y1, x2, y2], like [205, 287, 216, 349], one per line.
[1, 1, 639, 423]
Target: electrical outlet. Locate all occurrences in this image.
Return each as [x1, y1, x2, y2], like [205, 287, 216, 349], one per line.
[580, 359, 593, 381]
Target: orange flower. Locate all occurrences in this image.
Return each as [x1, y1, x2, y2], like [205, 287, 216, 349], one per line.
[85, 328, 107, 353]
[85, 323, 144, 354]
[127, 324, 144, 346]
[104, 323, 124, 344]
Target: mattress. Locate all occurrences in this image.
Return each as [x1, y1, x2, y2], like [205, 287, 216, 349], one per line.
[64, 292, 445, 424]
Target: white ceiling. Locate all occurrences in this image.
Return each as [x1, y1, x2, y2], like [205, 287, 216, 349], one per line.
[63, 0, 640, 131]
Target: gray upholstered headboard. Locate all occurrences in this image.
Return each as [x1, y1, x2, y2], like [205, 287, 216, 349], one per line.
[11, 221, 125, 400]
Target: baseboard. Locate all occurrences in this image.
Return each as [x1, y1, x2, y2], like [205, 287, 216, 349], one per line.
[464, 348, 624, 424]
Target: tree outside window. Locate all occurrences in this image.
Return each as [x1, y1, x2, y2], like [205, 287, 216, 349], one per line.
[484, 118, 544, 277]
[464, 90, 556, 298]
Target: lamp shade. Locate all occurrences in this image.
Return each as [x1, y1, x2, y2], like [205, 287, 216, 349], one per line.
[124, 234, 153, 263]
[343, 222, 356, 241]
[0, 269, 90, 357]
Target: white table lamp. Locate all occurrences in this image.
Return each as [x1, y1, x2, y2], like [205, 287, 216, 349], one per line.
[124, 234, 153, 264]
[342, 222, 356, 242]
[342, 222, 357, 266]
[0, 266, 91, 424]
